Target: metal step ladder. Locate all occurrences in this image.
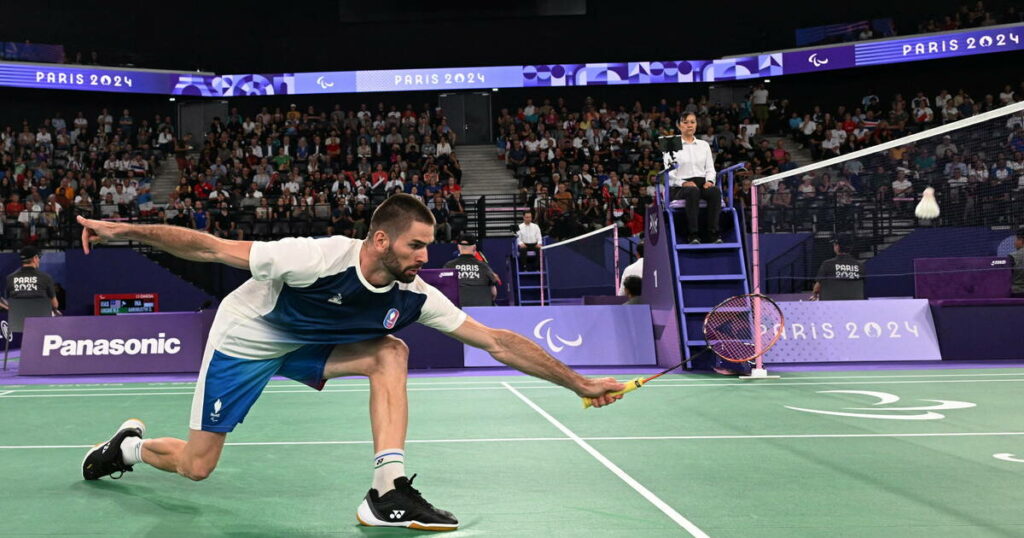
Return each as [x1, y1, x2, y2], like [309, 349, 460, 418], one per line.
[509, 238, 550, 305]
[662, 164, 750, 370]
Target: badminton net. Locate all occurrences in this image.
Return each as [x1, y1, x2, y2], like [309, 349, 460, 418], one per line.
[748, 100, 1024, 299]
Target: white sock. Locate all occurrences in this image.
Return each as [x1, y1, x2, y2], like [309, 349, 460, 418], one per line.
[120, 437, 145, 466]
[372, 448, 405, 494]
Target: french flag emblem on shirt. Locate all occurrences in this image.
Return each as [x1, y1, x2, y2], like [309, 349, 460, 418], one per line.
[383, 308, 400, 329]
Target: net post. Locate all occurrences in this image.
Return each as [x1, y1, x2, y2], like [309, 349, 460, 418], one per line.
[751, 185, 762, 367]
[539, 241, 545, 307]
[741, 185, 778, 380]
[613, 224, 620, 294]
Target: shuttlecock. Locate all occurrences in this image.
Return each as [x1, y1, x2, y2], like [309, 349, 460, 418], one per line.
[915, 187, 940, 220]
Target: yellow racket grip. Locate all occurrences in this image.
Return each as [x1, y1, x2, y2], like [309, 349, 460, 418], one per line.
[582, 377, 644, 409]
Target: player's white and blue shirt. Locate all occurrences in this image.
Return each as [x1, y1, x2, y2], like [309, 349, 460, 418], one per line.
[207, 235, 467, 360]
[191, 235, 467, 432]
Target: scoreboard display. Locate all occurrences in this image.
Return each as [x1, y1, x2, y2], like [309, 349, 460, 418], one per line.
[94, 293, 160, 315]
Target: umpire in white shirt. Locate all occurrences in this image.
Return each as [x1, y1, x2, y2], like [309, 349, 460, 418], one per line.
[666, 113, 722, 244]
[516, 211, 543, 271]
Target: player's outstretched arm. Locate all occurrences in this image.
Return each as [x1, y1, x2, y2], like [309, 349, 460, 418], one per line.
[450, 316, 625, 408]
[77, 215, 253, 270]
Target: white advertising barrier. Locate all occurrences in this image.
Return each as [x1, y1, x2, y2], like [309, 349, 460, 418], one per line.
[763, 299, 941, 362]
[463, 305, 656, 367]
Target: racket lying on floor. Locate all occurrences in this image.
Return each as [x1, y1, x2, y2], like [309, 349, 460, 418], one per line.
[583, 293, 785, 408]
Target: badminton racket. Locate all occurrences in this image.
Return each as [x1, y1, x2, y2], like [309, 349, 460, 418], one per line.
[583, 293, 785, 408]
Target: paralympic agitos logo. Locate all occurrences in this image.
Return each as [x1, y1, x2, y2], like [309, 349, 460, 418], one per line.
[533, 318, 583, 353]
[808, 53, 830, 68]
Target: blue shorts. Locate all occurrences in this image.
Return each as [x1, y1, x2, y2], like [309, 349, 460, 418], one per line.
[190, 344, 335, 433]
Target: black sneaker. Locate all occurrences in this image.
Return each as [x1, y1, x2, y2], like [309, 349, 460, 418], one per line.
[82, 419, 145, 480]
[356, 474, 459, 532]
[688, 235, 701, 244]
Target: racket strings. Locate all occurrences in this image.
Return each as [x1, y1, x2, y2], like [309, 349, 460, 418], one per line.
[704, 295, 784, 362]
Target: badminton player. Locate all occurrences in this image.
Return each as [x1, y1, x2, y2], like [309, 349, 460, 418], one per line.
[665, 112, 722, 244]
[78, 194, 625, 532]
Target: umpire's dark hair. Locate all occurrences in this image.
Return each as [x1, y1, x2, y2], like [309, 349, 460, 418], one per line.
[1017, 226, 1024, 239]
[368, 193, 436, 239]
[623, 275, 642, 297]
[636, 242, 644, 258]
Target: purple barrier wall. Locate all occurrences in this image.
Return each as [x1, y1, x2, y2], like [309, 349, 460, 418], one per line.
[0, 253, 22, 290]
[866, 227, 1011, 297]
[18, 311, 214, 375]
[544, 233, 619, 299]
[762, 299, 941, 363]
[395, 268, 464, 369]
[463, 305, 656, 367]
[914, 257, 1011, 299]
[759, 233, 813, 294]
[930, 302, 1024, 360]
[64, 249, 217, 316]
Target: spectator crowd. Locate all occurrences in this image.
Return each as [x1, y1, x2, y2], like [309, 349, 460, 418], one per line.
[0, 107, 164, 246]
[163, 102, 466, 243]
[0, 101, 471, 248]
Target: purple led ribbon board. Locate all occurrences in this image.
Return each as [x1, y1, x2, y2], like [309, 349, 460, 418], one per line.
[855, 24, 1023, 65]
[0, 63, 205, 94]
[1, 24, 1020, 96]
[783, 24, 1023, 75]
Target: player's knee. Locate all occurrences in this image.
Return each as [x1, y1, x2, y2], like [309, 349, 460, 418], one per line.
[381, 336, 409, 359]
[184, 469, 212, 482]
[374, 337, 409, 375]
[179, 460, 217, 481]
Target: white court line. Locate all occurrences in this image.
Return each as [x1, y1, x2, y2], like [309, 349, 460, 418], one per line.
[6, 376, 1024, 399]
[5, 381, 506, 392]
[501, 382, 709, 538]
[588, 431, 1024, 441]
[518, 378, 1024, 389]
[0, 391, 11, 397]
[5, 431, 1024, 450]
[5, 371, 1024, 393]
[0, 438, 569, 450]
[0, 386, 513, 398]
[1, 380, 523, 392]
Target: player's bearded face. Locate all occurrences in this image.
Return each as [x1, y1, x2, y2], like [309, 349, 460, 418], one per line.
[381, 223, 432, 283]
[382, 245, 421, 284]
